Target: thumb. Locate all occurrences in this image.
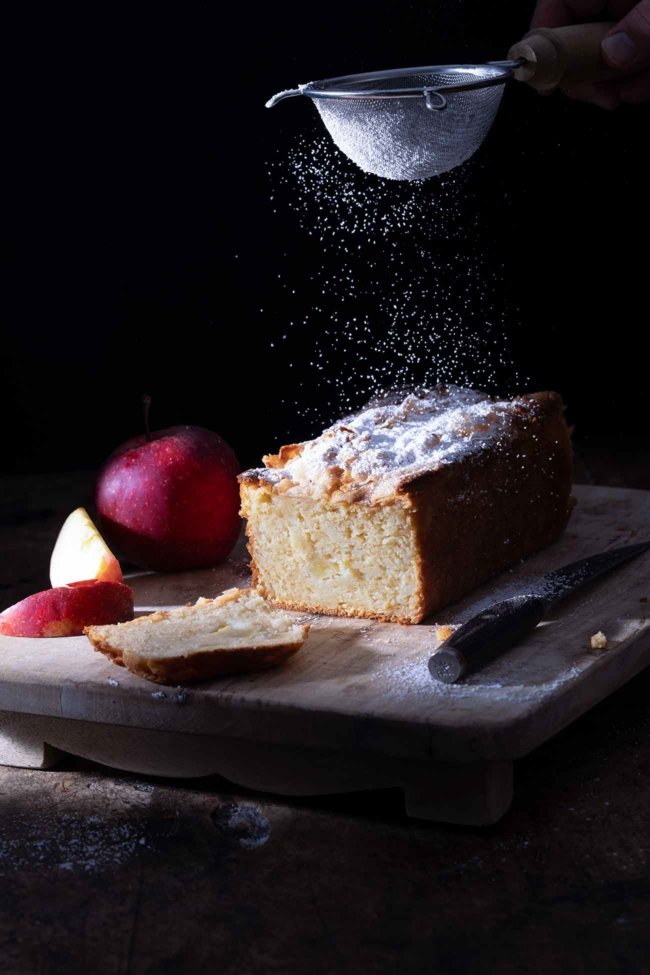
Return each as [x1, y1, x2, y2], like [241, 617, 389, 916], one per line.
[602, 1, 650, 71]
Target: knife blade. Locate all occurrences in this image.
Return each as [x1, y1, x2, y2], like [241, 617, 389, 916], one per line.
[428, 541, 650, 684]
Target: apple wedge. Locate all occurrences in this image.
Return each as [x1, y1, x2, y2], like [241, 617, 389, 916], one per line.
[0, 580, 134, 638]
[50, 506, 123, 587]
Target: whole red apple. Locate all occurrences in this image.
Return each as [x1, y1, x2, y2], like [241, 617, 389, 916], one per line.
[96, 425, 241, 572]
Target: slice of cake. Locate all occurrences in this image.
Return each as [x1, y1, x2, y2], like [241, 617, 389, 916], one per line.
[239, 387, 574, 624]
[85, 588, 309, 684]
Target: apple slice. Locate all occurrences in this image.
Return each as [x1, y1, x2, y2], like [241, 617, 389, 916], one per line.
[0, 580, 134, 638]
[50, 507, 123, 587]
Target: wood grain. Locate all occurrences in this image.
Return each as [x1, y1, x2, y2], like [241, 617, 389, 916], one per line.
[0, 484, 648, 823]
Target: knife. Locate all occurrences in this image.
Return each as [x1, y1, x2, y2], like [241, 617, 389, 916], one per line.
[428, 541, 650, 684]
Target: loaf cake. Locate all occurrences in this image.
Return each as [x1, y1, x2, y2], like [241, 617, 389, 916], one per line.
[85, 588, 309, 683]
[239, 387, 574, 624]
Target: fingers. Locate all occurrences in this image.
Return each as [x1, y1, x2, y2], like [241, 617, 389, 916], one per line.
[529, 0, 650, 104]
[530, 0, 650, 104]
[531, 0, 609, 29]
[602, 0, 650, 70]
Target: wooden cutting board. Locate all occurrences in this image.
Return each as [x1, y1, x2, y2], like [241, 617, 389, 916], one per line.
[0, 484, 648, 825]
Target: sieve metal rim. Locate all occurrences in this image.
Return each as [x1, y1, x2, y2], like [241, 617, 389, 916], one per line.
[267, 61, 522, 107]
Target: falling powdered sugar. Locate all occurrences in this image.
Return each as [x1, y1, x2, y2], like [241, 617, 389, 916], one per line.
[265, 133, 526, 437]
[271, 131, 469, 245]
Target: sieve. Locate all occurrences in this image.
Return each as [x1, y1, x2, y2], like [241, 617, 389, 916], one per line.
[267, 23, 615, 180]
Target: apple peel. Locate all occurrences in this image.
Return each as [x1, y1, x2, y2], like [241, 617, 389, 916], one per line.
[0, 580, 134, 638]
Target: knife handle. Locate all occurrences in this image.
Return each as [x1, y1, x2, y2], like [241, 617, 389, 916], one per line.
[428, 594, 547, 684]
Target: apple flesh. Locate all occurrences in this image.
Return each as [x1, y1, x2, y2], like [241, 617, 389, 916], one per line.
[96, 425, 241, 572]
[50, 506, 123, 587]
[0, 580, 134, 638]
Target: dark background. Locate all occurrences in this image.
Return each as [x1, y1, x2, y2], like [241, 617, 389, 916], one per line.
[4, 0, 648, 474]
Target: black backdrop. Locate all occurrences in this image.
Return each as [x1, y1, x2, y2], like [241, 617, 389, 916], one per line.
[4, 1, 649, 474]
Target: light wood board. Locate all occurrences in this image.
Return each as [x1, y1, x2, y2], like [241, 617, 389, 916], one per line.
[0, 484, 648, 824]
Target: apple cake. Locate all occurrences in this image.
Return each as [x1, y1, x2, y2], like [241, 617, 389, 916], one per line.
[85, 588, 309, 683]
[239, 387, 574, 624]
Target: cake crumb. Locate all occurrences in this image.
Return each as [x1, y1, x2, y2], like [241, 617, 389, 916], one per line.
[436, 624, 456, 643]
[590, 631, 608, 650]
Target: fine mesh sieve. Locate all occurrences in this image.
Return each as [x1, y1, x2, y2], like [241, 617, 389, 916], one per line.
[267, 64, 514, 181]
[267, 23, 617, 181]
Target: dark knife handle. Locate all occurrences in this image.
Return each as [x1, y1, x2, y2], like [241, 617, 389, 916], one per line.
[428, 594, 547, 683]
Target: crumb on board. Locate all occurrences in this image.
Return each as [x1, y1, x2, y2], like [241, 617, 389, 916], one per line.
[590, 631, 608, 650]
[436, 624, 457, 643]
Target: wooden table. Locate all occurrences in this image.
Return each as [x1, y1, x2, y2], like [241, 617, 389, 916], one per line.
[1, 441, 649, 974]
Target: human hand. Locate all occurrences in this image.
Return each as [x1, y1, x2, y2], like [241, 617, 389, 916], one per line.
[531, 0, 650, 106]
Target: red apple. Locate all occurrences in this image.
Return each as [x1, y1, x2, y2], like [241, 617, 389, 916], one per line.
[96, 425, 240, 572]
[50, 506, 123, 587]
[0, 580, 134, 638]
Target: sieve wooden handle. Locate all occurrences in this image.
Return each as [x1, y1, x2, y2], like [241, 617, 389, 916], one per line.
[508, 22, 617, 92]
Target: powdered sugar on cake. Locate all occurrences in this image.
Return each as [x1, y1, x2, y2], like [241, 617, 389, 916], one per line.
[248, 387, 531, 503]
